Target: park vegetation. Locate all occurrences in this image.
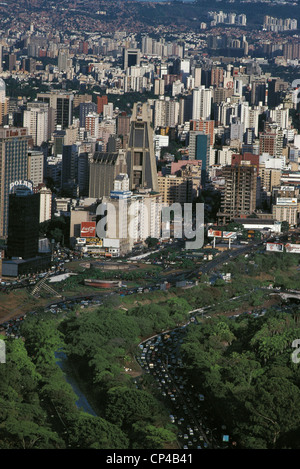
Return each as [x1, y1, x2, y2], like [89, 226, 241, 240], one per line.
[180, 307, 300, 449]
[1, 251, 299, 448]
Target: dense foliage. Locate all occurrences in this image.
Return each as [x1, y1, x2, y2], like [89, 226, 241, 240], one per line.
[181, 308, 300, 448]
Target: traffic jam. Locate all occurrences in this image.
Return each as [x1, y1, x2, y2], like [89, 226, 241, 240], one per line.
[135, 324, 216, 450]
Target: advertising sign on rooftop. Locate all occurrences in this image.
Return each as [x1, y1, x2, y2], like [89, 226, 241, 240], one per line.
[81, 221, 96, 238]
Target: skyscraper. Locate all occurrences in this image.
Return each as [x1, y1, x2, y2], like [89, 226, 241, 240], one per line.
[37, 91, 73, 132]
[122, 48, 141, 70]
[217, 163, 258, 224]
[188, 131, 210, 185]
[0, 127, 30, 238]
[7, 185, 40, 260]
[192, 86, 212, 121]
[23, 102, 49, 146]
[0, 78, 8, 126]
[126, 102, 159, 192]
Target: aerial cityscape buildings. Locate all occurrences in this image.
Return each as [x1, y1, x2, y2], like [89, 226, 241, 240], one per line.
[1, 0, 300, 453]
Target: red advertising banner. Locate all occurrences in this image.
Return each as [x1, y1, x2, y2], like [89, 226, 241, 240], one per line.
[81, 221, 96, 238]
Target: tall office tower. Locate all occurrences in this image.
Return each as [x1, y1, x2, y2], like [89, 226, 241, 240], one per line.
[88, 150, 127, 199]
[126, 102, 159, 192]
[154, 98, 166, 129]
[192, 86, 212, 121]
[258, 165, 281, 208]
[158, 174, 193, 205]
[58, 47, 72, 73]
[117, 114, 131, 139]
[211, 67, 224, 88]
[107, 134, 121, 153]
[61, 144, 79, 190]
[193, 67, 202, 88]
[8, 53, 16, 72]
[27, 150, 44, 187]
[154, 78, 165, 96]
[268, 105, 289, 129]
[0, 45, 2, 73]
[165, 99, 179, 128]
[97, 95, 108, 115]
[103, 102, 114, 119]
[85, 112, 100, 138]
[0, 78, 8, 126]
[78, 152, 90, 196]
[259, 127, 283, 157]
[73, 93, 93, 110]
[37, 91, 73, 133]
[122, 48, 141, 70]
[217, 163, 258, 224]
[188, 131, 210, 185]
[0, 127, 30, 238]
[189, 119, 215, 147]
[7, 185, 40, 259]
[39, 185, 52, 223]
[79, 101, 97, 127]
[23, 102, 49, 146]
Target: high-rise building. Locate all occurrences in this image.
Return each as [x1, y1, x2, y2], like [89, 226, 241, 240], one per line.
[85, 112, 100, 138]
[0, 78, 8, 126]
[158, 174, 193, 205]
[217, 163, 258, 224]
[27, 150, 44, 188]
[188, 131, 210, 185]
[61, 144, 79, 190]
[122, 48, 141, 70]
[89, 150, 127, 199]
[37, 91, 73, 132]
[23, 102, 49, 146]
[0, 127, 30, 238]
[39, 185, 52, 223]
[79, 101, 97, 128]
[0, 45, 3, 73]
[192, 86, 212, 121]
[97, 95, 108, 115]
[7, 185, 40, 259]
[126, 102, 159, 192]
[58, 47, 72, 72]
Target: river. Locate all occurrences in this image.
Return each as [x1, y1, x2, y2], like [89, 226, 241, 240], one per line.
[55, 350, 97, 417]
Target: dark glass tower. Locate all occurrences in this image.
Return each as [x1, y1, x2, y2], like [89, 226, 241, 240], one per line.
[7, 186, 40, 259]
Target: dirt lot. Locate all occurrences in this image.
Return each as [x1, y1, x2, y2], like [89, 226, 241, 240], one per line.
[0, 290, 50, 323]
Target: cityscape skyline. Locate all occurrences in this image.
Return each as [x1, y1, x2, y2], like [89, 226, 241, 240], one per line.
[1, 0, 300, 455]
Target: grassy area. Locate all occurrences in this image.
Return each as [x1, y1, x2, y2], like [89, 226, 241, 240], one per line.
[0, 290, 50, 322]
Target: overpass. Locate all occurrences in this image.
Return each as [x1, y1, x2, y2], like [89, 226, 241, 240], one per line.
[277, 290, 300, 301]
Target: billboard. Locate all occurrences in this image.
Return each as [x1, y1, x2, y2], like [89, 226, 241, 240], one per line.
[81, 221, 96, 238]
[103, 238, 120, 248]
[223, 231, 237, 239]
[208, 229, 222, 238]
[276, 198, 297, 206]
[76, 238, 86, 245]
[285, 243, 300, 254]
[85, 237, 102, 246]
[266, 243, 284, 252]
